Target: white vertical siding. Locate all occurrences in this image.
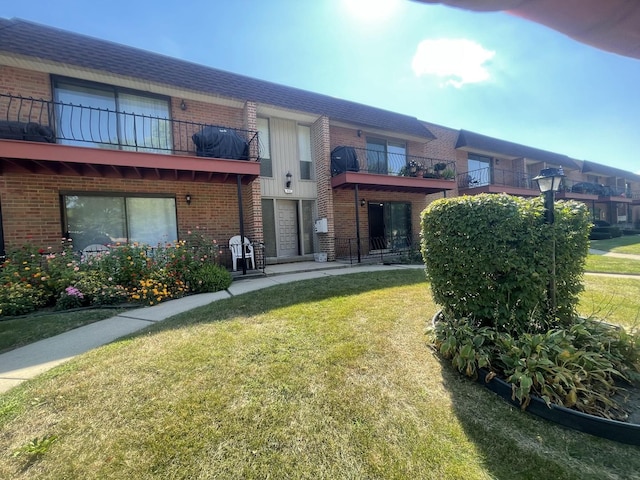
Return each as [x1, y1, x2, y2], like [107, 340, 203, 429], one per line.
[261, 116, 317, 199]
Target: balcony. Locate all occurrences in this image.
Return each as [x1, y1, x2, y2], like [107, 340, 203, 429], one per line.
[330, 146, 456, 194]
[0, 93, 260, 183]
[557, 179, 637, 204]
[457, 167, 539, 196]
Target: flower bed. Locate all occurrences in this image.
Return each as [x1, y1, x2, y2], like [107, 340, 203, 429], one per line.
[0, 229, 232, 318]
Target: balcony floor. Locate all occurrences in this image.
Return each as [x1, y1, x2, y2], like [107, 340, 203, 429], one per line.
[0, 139, 259, 183]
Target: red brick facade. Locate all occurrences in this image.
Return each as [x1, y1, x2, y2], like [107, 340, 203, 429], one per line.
[0, 172, 253, 256]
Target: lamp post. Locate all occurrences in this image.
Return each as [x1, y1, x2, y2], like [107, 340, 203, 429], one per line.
[533, 167, 565, 316]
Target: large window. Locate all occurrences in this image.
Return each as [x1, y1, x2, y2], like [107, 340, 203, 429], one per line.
[366, 138, 406, 175]
[368, 201, 412, 250]
[298, 125, 313, 180]
[63, 194, 177, 250]
[53, 78, 171, 153]
[467, 154, 491, 187]
[258, 118, 272, 177]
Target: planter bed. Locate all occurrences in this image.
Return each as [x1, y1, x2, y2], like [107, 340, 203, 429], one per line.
[476, 367, 640, 445]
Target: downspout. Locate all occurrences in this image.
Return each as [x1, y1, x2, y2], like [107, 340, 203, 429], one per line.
[354, 184, 361, 263]
[237, 175, 247, 275]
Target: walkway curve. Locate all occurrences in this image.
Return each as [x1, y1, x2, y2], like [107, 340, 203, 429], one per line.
[0, 263, 422, 394]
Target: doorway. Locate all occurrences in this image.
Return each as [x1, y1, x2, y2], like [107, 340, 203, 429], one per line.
[277, 200, 299, 257]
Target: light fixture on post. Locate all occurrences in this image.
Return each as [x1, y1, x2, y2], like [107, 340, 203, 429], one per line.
[285, 171, 292, 189]
[533, 167, 565, 316]
[185, 194, 192, 205]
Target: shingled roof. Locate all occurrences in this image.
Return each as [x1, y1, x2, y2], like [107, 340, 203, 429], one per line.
[456, 129, 582, 170]
[0, 18, 435, 140]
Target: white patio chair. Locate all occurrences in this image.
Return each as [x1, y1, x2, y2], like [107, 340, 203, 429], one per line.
[229, 235, 255, 271]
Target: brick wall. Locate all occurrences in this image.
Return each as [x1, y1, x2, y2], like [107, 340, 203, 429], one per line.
[0, 172, 254, 254]
[332, 189, 431, 241]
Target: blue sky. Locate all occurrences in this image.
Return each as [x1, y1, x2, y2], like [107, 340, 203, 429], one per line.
[4, 0, 640, 174]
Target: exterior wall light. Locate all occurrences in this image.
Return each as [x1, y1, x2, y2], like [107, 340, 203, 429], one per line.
[185, 194, 192, 205]
[285, 171, 292, 189]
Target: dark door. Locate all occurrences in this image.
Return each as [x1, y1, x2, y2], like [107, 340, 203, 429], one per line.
[368, 203, 386, 250]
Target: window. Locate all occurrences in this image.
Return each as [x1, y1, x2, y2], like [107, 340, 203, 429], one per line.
[467, 154, 491, 186]
[298, 125, 312, 180]
[366, 137, 406, 175]
[53, 78, 171, 153]
[368, 201, 412, 249]
[258, 118, 272, 177]
[63, 194, 177, 250]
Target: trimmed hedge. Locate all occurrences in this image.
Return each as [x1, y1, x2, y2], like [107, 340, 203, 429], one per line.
[421, 194, 591, 331]
[589, 226, 622, 240]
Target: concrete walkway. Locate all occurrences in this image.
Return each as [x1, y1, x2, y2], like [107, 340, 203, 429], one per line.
[588, 248, 640, 260]
[0, 262, 422, 394]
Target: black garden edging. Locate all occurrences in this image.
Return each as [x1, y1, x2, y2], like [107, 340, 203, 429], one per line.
[431, 311, 640, 445]
[475, 367, 640, 446]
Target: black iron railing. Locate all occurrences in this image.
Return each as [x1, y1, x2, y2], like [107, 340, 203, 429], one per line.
[457, 167, 536, 190]
[334, 234, 422, 264]
[331, 145, 455, 179]
[559, 179, 633, 198]
[0, 93, 260, 160]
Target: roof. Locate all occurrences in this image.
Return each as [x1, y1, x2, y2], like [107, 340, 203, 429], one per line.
[416, 0, 640, 60]
[0, 18, 435, 140]
[456, 129, 581, 170]
[582, 160, 640, 181]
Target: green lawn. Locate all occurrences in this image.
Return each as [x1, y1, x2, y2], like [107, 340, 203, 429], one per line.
[0, 308, 128, 354]
[585, 254, 640, 275]
[590, 235, 640, 254]
[1, 270, 638, 480]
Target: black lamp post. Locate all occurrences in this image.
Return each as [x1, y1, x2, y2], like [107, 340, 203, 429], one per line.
[533, 167, 565, 316]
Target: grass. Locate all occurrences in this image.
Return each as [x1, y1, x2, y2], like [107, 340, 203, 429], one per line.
[590, 235, 640, 254]
[585, 254, 640, 275]
[580, 276, 640, 329]
[0, 270, 638, 479]
[0, 308, 128, 354]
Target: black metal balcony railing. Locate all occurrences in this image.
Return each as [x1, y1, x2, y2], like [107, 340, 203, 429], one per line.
[0, 93, 259, 160]
[559, 179, 632, 198]
[331, 146, 456, 179]
[334, 234, 422, 264]
[457, 167, 537, 190]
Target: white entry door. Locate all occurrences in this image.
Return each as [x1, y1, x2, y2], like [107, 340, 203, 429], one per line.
[277, 200, 299, 257]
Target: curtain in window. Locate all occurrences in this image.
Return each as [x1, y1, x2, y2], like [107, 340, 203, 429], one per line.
[298, 125, 312, 180]
[64, 195, 177, 250]
[118, 93, 171, 153]
[55, 83, 118, 148]
[127, 197, 177, 246]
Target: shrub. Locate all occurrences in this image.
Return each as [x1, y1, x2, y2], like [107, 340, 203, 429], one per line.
[421, 194, 591, 331]
[187, 263, 232, 293]
[424, 194, 640, 419]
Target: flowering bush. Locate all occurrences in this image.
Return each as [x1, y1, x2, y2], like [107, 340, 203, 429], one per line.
[0, 228, 230, 317]
[55, 286, 86, 310]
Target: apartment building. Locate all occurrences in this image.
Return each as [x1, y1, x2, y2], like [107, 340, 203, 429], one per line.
[1, 18, 638, 268]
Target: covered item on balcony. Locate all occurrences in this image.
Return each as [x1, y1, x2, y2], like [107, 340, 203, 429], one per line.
[0, 121, 55, 143]
[192, 126, 248, 160]
[330, 146, 359, 175]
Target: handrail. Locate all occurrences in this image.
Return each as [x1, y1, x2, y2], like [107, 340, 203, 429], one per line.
[331, 145, 455, 178]
[0, 93, 260, 160]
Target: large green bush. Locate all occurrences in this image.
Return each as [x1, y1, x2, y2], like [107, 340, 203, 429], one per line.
[421, 194, 591, 331]
[423, 194, 640, 419]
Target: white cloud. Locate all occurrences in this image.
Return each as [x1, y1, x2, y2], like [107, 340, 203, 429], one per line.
[411, 38, 495, 88]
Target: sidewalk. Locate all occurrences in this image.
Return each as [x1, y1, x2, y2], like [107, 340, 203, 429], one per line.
[588, 248, 640, 260]
[0, 262, 422, 394]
